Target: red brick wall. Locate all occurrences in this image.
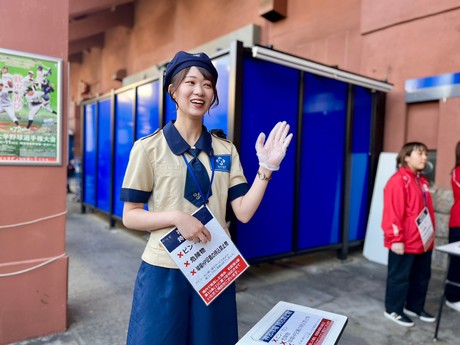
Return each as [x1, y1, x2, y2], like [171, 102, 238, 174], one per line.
[361, 1, 460, 187]
[0, 1, 69, 343]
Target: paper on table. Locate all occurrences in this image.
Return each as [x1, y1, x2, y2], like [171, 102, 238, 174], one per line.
[436, 240, 460, 257]
[237, 301, 348, 345]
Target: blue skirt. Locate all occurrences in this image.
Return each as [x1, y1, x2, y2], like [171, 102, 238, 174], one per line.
[127, 261, 238, 345]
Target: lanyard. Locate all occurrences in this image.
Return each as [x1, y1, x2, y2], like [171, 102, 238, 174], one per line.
[182, 153, 215, 205]
[415, 175, 428, 207]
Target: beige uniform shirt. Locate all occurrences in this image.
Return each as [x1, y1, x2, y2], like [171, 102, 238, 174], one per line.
[121, 121, 249, 268]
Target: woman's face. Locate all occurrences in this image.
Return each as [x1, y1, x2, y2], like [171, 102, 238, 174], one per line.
[405, 148, 428, 172]
[172, 66, 214, 119]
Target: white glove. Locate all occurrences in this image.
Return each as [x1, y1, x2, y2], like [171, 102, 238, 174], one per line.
[255, 121, 293, 171]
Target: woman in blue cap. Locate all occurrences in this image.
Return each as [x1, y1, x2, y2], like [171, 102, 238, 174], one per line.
[121, 50, 293, 345]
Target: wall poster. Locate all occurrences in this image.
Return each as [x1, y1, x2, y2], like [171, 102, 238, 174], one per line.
[0, 48, 63, 165]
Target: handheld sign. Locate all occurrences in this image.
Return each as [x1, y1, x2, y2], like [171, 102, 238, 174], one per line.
[160, 205, 249, 305]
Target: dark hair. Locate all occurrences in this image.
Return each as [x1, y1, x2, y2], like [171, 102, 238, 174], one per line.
[209, 128, 227, 139]
[455, 141, 460, 167]
[168, 66, 219, 112]
[396, 141, 428, 169]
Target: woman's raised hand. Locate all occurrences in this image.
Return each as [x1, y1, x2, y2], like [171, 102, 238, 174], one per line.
[255, 121, 293, 171]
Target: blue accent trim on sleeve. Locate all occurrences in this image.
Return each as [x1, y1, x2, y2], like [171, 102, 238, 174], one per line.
[228, 183, 249, 202]
[120, 188, 151, 203]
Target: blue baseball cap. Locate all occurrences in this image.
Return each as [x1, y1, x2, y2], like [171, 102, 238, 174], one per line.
[164, 51, 218, 92]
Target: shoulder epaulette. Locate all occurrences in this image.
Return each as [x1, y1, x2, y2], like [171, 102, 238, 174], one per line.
[211, 132, 232, 144]
[140, 128, 161, 140]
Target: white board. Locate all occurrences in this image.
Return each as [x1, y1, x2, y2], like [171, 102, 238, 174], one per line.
[436, 241, 460, 257]
[362, 152, 397, 266]
[236, 301, 347, 345]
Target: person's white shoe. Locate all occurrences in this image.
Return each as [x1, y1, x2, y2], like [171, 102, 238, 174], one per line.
[446, 300, 460, 312]
[384, 311, 414, 327]
[403, 308, 436, 322]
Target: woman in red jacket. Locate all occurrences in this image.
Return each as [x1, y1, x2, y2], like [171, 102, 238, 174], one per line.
[382, 142, 436, 327]
[445, 140, 460, 312]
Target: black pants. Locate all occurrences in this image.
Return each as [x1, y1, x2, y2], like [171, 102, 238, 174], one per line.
[385, 250, 432, 314]
[445, 227, 460, 302]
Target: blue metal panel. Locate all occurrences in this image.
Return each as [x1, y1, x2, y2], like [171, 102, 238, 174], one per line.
[405, 72, 460, 103]
[164, 94, 176, 125]
[406, 72, 460, 91]
[203, 55, 230, 136]
[236, 57, 299, 260]
[298, 74, 347, 249]
[96, 98, 112, 212]
[348, 87, 373, 241]
[136, 82, 160, 139]
[113, 90, 135, 218]
[83, 103, 97, 206]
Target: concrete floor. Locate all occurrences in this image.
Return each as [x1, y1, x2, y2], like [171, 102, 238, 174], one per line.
[11, 194, 459, 345]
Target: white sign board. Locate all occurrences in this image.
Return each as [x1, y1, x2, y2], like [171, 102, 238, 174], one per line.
[362, 152, 397, 265]
[237, 301, 347, 345]
[436, 241, 460, 257]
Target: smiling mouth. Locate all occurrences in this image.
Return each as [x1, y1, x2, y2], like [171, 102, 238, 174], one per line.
[191, 100, 205, 105]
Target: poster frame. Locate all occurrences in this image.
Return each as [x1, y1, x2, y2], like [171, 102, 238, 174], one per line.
[0, 47, 63, 166]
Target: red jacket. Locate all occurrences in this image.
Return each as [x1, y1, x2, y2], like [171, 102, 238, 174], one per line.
[449, 166, 460, 228]
[382, 167, 435, 253]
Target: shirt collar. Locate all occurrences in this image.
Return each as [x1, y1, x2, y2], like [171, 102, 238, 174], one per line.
[163, 120, 213, 156]
[400, 166, 421, 177]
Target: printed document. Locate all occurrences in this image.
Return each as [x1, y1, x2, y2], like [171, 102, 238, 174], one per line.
[160, 205, 249, 305]
[237, 301, 348, 345]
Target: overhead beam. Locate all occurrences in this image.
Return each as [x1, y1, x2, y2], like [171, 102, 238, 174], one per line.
[69, 3, 134, 41]
[69, 34, 105, 55]
[69, 0, 134, 17]
[69, 52, 83, 64]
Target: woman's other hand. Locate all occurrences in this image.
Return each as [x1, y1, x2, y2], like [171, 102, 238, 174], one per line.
[255, 121, 293, 171]
[175, 211, 211, 244]
[391, 242, 405, 255]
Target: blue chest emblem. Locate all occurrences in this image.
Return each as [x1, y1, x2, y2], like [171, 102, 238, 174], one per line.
[212, 155, 231, 172]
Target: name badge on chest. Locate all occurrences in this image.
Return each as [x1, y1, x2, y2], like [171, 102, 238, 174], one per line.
[415, 207, 434, 251]
[212, 155, 231, 172]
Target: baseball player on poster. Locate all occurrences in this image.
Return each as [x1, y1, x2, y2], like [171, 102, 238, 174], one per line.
[21, 70, 35, 94]
[24, 86, 46, 130]
[1, 66, 14, 91]
[0, 81, 20, 129]
[41, 78, 57, 114]
[35, 65, 52, 89]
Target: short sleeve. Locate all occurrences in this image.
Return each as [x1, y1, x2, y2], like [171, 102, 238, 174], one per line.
[228, 143, 249, 201]
[120, 140, 153, 203]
